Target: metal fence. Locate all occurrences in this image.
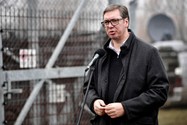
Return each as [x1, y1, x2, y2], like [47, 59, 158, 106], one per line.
[0, 0, 108, 125]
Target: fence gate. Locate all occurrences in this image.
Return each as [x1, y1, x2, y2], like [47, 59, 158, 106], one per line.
[0, 0, 107, 125]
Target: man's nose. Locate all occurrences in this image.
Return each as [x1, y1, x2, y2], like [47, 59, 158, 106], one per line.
[108, 22, 114, 27]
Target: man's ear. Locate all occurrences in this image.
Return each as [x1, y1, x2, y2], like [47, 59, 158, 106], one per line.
[123, 18, 129, 27]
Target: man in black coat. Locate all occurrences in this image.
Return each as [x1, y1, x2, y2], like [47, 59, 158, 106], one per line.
[83, 4, 169, 125]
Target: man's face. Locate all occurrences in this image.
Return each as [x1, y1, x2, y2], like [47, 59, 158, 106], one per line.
[103, 9, 128, 41]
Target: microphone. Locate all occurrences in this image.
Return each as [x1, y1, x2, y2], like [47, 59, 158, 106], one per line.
[85, 49, 105, 71]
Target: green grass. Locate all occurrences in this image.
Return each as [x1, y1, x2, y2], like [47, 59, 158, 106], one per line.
[158, 108, 187, 125]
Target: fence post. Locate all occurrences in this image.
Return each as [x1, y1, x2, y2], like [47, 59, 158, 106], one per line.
[0, 30, 5, 125]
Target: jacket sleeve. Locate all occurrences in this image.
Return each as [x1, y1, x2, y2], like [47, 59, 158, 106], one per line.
[122, 47, 169, 120]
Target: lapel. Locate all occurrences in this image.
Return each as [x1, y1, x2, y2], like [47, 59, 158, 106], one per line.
[112, 54, 130, 101]
[113, 33, 135, 102]
[97, 54, 109, 99]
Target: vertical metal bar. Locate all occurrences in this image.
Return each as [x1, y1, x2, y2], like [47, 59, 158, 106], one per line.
[27, 0, 40, 125]
[129, 0, 137, 33]
[0, 30, 5, 125]
[14, 0, 87, 125]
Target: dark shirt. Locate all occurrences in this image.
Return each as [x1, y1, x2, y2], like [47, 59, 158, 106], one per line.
[105, 49, 123, 125]
[106, 50, 123, 104]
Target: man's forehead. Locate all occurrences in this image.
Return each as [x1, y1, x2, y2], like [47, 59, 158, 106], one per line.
[103, 9, 121, 19]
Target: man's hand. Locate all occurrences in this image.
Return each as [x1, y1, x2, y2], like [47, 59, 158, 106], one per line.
[105, 103, 125, 118]
[93, 99, 106, 116]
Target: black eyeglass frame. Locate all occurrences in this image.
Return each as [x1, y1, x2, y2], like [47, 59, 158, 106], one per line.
[101, 18, 124, 27]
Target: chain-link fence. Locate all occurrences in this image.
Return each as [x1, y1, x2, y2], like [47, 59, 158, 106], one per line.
[0, 0, 108, 125]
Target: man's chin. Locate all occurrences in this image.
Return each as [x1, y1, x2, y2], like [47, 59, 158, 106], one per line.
[109, 36, 118, 40]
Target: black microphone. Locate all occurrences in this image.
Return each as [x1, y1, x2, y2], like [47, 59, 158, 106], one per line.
[85, 49, 105, 71]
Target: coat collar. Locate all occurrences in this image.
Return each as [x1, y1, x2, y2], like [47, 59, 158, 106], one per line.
[103, 29, 135, 56]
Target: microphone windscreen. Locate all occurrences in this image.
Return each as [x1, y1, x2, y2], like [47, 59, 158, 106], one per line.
[94, 49, 105, 57]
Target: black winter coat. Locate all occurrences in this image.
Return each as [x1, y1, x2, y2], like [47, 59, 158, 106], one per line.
[83, 30, 169, 125]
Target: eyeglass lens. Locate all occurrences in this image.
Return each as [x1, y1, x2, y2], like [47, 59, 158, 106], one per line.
[101, 18, 123, 27]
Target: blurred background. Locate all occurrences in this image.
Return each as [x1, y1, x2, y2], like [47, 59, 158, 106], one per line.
[0, 0, 187, 125]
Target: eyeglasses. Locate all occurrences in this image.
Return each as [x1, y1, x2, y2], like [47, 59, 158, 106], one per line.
[101, 18, 124, 27]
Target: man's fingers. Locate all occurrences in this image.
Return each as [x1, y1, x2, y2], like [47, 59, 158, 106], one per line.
[104, 103, 125, 118]
[93, 99, 106, 116]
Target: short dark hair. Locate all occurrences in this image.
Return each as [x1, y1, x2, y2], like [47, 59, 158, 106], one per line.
[103, 4, 130, 21]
